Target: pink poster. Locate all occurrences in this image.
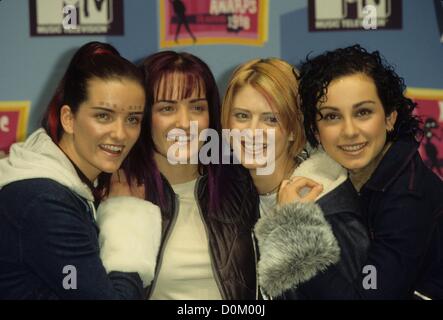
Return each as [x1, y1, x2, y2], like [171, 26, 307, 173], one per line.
[0, 102, 30, 155]
[407, 88, 443, 179]
[159, 0, 268, 47]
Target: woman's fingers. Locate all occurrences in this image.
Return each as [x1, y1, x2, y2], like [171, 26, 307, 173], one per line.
[117, 169, 127, 184]
[278, 176, 323, 205]
[110, 171, 120, 184]
[289, 177, 320, 191]
[279, 179, 290, 192]
[130, 182, 146, 199]
[299, 184, 324, 203]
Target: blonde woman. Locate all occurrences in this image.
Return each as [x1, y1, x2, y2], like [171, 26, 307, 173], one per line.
[221, 58, 369, 299]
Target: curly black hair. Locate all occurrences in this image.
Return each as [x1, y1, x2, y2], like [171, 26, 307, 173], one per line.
[298, 44, 422, 148]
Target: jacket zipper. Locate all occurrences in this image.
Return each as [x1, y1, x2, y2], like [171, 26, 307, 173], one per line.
[147, 195, 180, 299]
[89, 201, 97, 221]
[251, 231, 259, 300]
[194, 176, 227, 300]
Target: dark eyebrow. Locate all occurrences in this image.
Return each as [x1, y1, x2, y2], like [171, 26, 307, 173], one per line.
[156, 99, 176, 104]
[231, 107, 251, 113]
[319, 100, 376, 111]
[156, 98, 207, 104]
[262, 112, 278, 116]
[189, 98, 207, 103]
[91, 107, 144, 115]
[91, 107, 115, 113]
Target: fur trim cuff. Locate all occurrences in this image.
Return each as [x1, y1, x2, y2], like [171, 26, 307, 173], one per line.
[254, 201, 340, 297]
[97, 196, 162, 287]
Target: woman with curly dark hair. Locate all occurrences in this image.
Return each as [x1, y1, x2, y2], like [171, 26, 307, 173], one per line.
[298, 44, 443, 299]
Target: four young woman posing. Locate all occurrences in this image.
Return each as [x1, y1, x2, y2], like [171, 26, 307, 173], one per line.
[0, 42, 441, 299]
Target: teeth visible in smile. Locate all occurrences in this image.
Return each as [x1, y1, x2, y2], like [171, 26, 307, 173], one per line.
[339, 143, 366, 152]
[100, 144, 123, 152]
[174, 135, 195, 142]
[243, 143, 267, 153]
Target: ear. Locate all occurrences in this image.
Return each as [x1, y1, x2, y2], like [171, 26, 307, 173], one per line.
[288, 132, 295, 142]
[60, 105, 75, 135]
[386, 110, 398, 131]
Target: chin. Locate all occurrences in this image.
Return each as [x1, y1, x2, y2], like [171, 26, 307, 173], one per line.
[241, 161, 267, 171]
[340, 160, 367, 172]
[99, 162, 122, 174]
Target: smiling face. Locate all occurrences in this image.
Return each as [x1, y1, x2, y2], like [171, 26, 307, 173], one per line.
[228, 85, 292, 172]
[59, 77, 145, 181]
[151, 73, 209, 165]
[316, 73, 397, 173]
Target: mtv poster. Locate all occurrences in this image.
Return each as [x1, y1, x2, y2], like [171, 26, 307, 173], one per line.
[159, 0, 269, 47]
[308, 0, 402, 31]
[29, 0, 124, 36]
[406, 88, 443, 179]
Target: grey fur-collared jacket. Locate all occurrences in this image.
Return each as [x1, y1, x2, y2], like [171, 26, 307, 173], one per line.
[255, 149, 370, 299]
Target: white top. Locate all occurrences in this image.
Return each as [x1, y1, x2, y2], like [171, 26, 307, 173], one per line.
[150, 178, 222, 300]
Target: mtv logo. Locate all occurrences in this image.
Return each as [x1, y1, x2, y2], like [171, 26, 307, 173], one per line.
[314, 0, 392, 20]
[36, 0, 113, 25]
[314, 0, 348, 20]
[357, 0, 391, 19]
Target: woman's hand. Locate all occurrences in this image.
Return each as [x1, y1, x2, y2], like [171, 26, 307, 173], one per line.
[277, 176, 323, 205]
[108, 169, 145, 200]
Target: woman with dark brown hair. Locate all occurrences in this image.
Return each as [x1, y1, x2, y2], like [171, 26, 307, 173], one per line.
[132, 51, 259, 300]
[0, 42, 161, 299]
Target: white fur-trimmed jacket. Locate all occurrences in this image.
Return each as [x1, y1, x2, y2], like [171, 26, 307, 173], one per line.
[255, 149, 370, 299]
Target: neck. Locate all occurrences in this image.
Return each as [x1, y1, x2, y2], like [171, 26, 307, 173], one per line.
[58, 135, 97, 182]
[154, 152, 199, 185]
[250, 155, 297, 195]
[350, 142, 392, 192]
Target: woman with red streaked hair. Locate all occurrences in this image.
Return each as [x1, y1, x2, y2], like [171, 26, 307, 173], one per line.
[130, 51, 259, 300]
[0, 42, 161, 299]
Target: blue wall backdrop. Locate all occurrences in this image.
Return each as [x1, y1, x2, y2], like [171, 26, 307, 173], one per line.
[0, 0, 442, 134]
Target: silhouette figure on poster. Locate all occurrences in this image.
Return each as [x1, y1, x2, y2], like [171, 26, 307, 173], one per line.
[171, 0, 196, 43]
[423, 117, 442, 176]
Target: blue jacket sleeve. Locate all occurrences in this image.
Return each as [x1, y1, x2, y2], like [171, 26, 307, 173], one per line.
[21, 193, 145, 299]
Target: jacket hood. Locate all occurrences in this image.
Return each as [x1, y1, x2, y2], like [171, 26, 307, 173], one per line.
[0, 128, 94, 201]
[292, 148, 347, 200]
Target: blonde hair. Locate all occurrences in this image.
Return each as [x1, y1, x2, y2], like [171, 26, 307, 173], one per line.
[221, 58, 306, 158]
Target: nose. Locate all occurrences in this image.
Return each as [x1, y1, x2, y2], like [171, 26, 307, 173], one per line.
[248, 117, 268, 144]
[176, 106, 190, 130]
[110, 119, 127, 142]
[342, 117, 358, 138]
[248, 116, 267, 132]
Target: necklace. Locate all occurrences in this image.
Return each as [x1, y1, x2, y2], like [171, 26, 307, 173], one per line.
[259, 160, 299, 197]
[259, 183, 281, 197]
